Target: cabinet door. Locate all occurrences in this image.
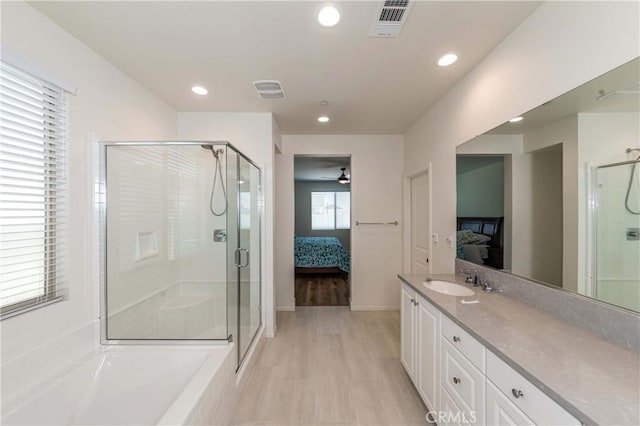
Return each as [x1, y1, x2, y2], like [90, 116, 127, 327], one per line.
[417, 295, 439, 413]
[486, 381, 535, 426]
[438, 388, 471, 426]
[401, 284, 416, 380]
[441, 338, 485, 425]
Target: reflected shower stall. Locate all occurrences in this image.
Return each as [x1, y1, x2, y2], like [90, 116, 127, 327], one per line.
[593, 151, 640, 312]
[99, 141, 261, 366]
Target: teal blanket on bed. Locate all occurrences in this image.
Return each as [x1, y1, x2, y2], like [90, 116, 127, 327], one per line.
[294, 236, 350, 273]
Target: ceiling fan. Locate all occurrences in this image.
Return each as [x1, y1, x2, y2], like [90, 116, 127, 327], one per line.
[320, 167, 350, 184]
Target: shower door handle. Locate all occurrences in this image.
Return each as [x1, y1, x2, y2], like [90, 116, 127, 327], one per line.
[234, 248, 241, 267]
[237, 248, 250, 268]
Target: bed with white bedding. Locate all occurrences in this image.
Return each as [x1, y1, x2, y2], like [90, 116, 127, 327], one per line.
[456, 217, 504, 269]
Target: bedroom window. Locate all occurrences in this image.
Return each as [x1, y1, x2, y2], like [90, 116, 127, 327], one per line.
[311, 191, 350, 230]
[0, 59, 69, 319]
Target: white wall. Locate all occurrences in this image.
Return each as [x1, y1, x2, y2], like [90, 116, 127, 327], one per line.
[523, 116, 578, 290]
[0, 1, 177, 361]
[275, 135, 404, 311]
[177, 112, 278, 337]
[404, 1, 639, 277]
[527, 146, 564, 286]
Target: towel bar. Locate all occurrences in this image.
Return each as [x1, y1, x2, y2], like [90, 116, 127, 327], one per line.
[355, 221, 399, 226]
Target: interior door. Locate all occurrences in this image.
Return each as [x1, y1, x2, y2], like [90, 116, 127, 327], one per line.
[411, 172, 430, 274]
[237, 156, 261, 365]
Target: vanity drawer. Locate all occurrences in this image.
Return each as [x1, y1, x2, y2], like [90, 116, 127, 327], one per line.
[441, 338, 485, 425]
[486, 351, 580, 426]
[441, 314, 485, 372]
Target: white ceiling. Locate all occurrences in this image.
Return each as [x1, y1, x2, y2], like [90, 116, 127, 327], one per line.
[29, 1, 541, 134]
[294, 156, 350, 181]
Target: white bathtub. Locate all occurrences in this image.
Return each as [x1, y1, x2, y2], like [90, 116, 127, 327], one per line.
[1, 344, 235, 425]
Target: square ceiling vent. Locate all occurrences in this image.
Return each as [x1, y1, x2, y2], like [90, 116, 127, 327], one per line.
[369, 0, 413, 38]
[253, 80, 286, 99]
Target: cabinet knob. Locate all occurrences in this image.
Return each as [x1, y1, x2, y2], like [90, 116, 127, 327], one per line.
[414, 300, 418, 306]
[511, 388, 524, 399]
[453, 336, 461, 343]
[453, 377, 461, 385]
[410, 297, 415, 303]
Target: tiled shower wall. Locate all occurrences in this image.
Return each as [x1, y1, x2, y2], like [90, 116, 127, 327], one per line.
[105, 145, 229, 339]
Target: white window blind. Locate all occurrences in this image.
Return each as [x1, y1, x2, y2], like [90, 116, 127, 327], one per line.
[311, 191, 350, 230]
[0, 60, 68, 319]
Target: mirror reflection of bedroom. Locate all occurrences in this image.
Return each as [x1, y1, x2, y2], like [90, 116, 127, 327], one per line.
[456, 156, 506, 270]
[456, 145, 564, 287]
[293, 156, 351, 306]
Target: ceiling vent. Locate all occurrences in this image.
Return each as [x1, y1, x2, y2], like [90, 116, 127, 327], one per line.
[253, 80, 286, 99]
[369, 0, 413, 38]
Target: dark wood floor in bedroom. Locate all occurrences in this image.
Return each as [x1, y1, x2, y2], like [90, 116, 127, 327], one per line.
[295, 273, 349, 306]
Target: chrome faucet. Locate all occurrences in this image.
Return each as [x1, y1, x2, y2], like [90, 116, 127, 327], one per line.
[480, 280, 494, 293]
[458, 269, 475, 284]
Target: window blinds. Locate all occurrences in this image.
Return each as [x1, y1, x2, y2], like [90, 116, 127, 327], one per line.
[0, 60, 68, 319]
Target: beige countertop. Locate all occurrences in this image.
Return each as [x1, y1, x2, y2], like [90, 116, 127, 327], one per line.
[398, 273, 640, 426]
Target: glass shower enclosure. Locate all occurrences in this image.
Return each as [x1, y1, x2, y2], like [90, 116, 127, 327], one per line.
[593, 158, 640, 312]
[99, 141, 261, 366]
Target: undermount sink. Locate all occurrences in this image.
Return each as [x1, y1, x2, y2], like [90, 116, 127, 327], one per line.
[422, 280, 475, 297]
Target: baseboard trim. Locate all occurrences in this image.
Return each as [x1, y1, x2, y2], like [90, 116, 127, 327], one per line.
[236, 326, 264, 386]
[350, 305, 400, 311]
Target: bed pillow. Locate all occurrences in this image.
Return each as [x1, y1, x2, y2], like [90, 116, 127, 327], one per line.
[471, 234, 491, 244]
[457, 230, 491, 245]
[457, 229, 478, 244]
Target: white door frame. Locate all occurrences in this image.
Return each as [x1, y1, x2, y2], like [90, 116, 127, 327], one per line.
[402, 165, 432, 274]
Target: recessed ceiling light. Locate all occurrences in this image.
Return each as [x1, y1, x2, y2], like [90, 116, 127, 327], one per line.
[318, 116, 330, 123]
[509, 116, 524, 123]
[192, 86, 208, 95]
[437, 53, 458, 67]
[318, 5, 340, 27]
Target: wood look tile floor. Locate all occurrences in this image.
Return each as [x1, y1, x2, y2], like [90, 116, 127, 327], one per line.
[295, 274, 350, 306]
[230, 308, 428, 426]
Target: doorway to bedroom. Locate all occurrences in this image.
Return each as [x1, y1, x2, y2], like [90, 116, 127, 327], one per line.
[293, 156, 351, 306]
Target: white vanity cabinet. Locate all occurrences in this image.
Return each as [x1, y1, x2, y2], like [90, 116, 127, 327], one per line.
[440, 315, 486, 425]
[400, 280, 583, 426]
[400, 282, 440, 414]
[486, 380, 535, 426]
[486, 352, 581, 426]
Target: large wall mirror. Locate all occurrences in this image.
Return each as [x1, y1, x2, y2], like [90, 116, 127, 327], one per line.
[456, 57, 640, 313]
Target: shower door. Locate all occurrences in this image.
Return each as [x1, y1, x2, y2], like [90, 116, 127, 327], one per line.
[238, 156, 261, 365]
[594, 160, 640, 312]
[227, 150, 261, 367]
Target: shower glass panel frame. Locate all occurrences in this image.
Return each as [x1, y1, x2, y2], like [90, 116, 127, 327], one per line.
[98, 141, 262, 351]
[592, 158, 640, 313]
